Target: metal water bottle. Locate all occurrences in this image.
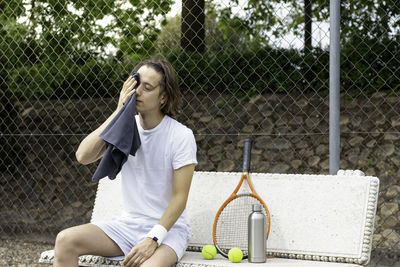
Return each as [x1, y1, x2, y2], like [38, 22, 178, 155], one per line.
[248, 204, 267, 263]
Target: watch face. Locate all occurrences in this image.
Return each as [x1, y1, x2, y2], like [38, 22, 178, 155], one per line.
[152, 236, 158, 242]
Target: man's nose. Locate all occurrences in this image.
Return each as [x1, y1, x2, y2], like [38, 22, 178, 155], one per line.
[136, 84, 143, 95]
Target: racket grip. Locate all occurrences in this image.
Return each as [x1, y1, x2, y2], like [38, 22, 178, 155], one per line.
[242, 138, 252, 172]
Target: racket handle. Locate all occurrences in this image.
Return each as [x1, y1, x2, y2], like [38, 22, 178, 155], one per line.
[242, 138, 252, 172]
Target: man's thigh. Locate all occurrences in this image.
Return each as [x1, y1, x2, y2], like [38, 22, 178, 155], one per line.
[141, 244, 178, 267]
[56, 223, 124, 257]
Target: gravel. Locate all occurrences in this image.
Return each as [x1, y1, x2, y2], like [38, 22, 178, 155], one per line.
[0, 238, 53, 266]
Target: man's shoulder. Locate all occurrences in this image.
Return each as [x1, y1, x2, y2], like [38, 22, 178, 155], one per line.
[166, 116, 193, 134]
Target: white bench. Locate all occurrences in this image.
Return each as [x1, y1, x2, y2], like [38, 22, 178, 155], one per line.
[39, 170, 379, 266]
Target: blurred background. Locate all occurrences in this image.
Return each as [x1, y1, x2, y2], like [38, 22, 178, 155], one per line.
[0, 0, 399, 265]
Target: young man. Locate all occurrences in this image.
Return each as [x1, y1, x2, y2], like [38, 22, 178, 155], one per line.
[54, 60, 197, 267]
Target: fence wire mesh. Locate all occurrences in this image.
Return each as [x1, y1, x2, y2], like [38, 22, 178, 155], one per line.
[1, 0, 399, 265]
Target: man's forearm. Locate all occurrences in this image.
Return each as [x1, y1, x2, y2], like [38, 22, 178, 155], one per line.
[157, 165, 195, 230]
[158, 193, 187, 231]
[156, 164, 195, 231]
[75, 109, 120, 165]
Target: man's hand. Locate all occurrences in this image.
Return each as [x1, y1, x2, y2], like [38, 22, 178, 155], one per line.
[123, 238, 158, 266]
[117, 76, 138, 110]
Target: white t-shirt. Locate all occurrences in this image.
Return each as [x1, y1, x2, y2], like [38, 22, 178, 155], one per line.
[120, 115, 197, 227]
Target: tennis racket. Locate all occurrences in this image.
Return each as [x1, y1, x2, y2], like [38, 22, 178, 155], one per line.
[212, 138, 271, 259]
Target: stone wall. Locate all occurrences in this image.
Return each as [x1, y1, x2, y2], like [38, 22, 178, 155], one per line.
[1, 92, 399, 252]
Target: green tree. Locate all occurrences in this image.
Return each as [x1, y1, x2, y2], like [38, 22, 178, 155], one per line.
[156, 1, 253, 54]
[288, 0, 399, 43]
[210, 0, 399, 49]
[26, 0, 174, 58]
[0, 0, 28, 171]
[208, 0, 279, 48]
[206, 1, 260, 50]
[304, 0, 312, 52]
[1, 0, 174, 99]
[181, 0, 205, 52]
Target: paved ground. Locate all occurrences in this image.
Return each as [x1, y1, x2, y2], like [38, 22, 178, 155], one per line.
[1, 238, 399, 266]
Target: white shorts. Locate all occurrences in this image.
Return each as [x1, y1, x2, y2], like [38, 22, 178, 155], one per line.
[92, 215, 191, 261]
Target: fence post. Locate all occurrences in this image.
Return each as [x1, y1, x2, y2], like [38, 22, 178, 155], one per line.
[329, 0, 340, 175]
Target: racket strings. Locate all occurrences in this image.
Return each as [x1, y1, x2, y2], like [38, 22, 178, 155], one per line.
[215, 195, 266, 255]
[237, 178, 251, 195]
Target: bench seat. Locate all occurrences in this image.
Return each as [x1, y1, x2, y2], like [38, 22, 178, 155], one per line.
[39, 250, 363, 266]
[39, 170, 379, 266]
[178, 251, 363, 266]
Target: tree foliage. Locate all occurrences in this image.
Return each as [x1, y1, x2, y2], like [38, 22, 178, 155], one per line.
[155, 2, 255, 54]
[1, 0, 174, 99]
[207, 0, 399, 48]
[1, 0, 398, 100]
[312, 0, 399, 41]
[25, 0, 173, 56]
[181, 0, 205, 52]
[204, 0, 279, 48]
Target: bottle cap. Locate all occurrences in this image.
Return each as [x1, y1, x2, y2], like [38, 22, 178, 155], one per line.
[252, 204, 262, 212]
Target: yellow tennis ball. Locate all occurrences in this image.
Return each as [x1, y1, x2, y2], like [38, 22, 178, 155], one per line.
[202, 245, 217, 260]
[228, 247, 243, 263]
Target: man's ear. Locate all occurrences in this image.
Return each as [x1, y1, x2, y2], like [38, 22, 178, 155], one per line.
[160, 93, 167, 104]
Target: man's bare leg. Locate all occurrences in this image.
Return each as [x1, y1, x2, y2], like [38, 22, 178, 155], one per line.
[140, 244, 178, 267]
[54, 223, 123, 267]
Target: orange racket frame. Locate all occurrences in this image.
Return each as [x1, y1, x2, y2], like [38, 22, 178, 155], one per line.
[212, 139, 271, 258]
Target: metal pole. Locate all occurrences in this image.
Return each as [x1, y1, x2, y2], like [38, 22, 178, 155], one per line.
[329, 0, 340, 175]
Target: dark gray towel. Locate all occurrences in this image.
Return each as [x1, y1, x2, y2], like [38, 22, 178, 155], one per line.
[92, 73, 141, 181]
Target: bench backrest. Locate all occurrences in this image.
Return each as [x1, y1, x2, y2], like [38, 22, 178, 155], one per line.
[91, 171, 379, 265]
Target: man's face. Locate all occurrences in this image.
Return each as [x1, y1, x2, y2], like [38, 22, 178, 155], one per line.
[135, 65, 165, 115]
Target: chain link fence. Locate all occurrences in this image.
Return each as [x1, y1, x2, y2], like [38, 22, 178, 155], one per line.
[1, 0, 399, 265]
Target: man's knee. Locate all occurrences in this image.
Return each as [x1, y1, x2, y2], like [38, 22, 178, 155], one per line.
[140, 261, 171, 267]
[140, 246, 177, 267]
[140, 261, 176, 267]
[55, 228, 80, 255]
[140, 255, 174, 267]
